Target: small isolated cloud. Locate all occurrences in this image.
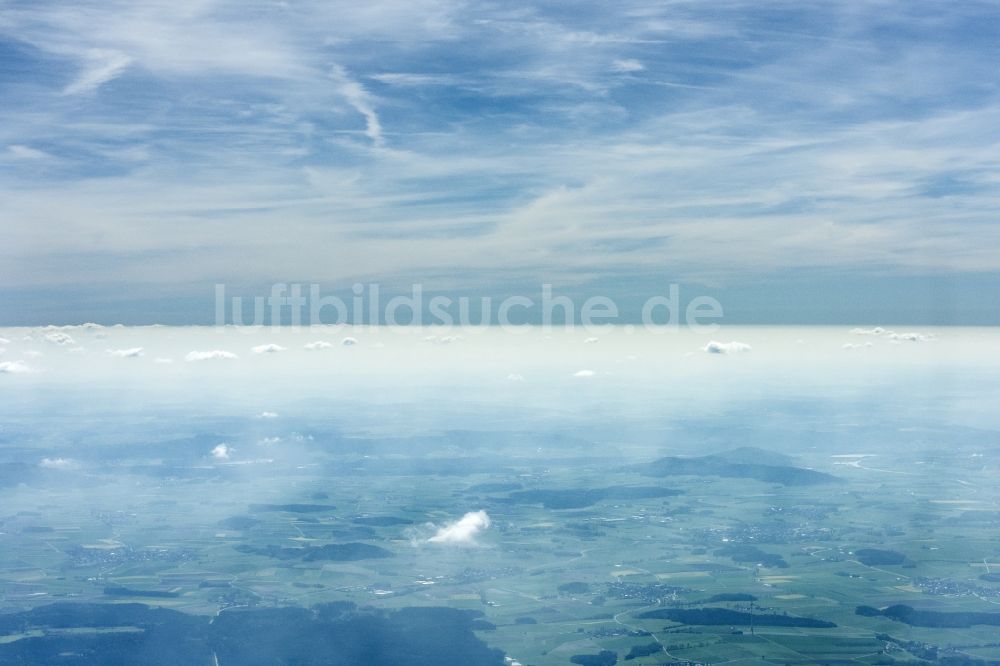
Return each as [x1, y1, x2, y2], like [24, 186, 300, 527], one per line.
[703, 341, 752, 354]
[211, 444, 231, 460]
[258, 437, 282, 446]
[424, 334, 463, 344]
[584, 337, 599, 344]
[341, 337, 358, 346]
[428, 510, 491, 546]
[612, 58, 644, 72]
[39, 457, 76, 469]
[251, 343, 287, 354]
[0, 337, 10, 344]
[107, 347, 144, 358]
[43, 332, 76, 346]
[573, 369, 595, 377]
[255, 411, 279, 419]
[185, 350, 238, 362]
[850, 327, 886, 336]
[506, 373, 525, 382]
[843, 342, 874, 350]
[0, 361, 32, 374]
[304, 341, 333, 350]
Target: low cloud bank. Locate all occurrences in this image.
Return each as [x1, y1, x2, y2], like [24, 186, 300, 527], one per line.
[887, 332, 934, 342]
[850, 327, 934, 342]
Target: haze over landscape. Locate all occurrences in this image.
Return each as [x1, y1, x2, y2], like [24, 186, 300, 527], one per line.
[3, 1, 1000, 665]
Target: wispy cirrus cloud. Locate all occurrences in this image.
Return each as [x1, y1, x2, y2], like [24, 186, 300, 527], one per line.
[63, 48, 132, 95]
[1, 0, 999, 322]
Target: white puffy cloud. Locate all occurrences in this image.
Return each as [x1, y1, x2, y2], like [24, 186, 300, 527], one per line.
[842, 342, 873, 350]
[584, 337, 599, 344]
[211, 443, 231, 460]
[506, 373, 525, 382]
[0, 361, 32, 374]
[304, 341, 333, 350]
[0, 337, 10, 344]
[185, 350, 238, 361]
[341, 337, 358, 346]
[107, 347, 144, 358]
[255, 411, 279, 419]
[703, 340, 752, 354]
[573, 369, 595, 377]
[251, 343, 287, 354]
[43, 332, 76, 346]
[428, 510, 491, 545]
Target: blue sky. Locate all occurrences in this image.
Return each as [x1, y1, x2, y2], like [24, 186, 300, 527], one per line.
[1, 0, 999, 324]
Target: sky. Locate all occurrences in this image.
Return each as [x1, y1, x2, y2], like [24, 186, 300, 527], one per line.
[1, 0, 999, 325]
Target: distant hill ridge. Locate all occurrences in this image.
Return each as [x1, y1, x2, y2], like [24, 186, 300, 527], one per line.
[639, 447, 839, 486]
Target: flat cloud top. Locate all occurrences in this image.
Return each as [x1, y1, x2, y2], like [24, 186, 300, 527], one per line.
[704, 341, 752, 354]
[186, 350, 238, 362]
